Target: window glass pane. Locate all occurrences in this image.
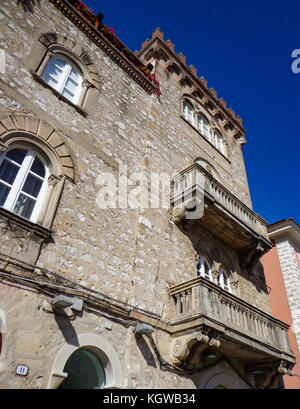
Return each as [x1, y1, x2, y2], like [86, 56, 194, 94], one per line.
[13, 194, 35, 220]
[44, 75, 59, 89]
[59, 349, 106, 390]
[204, 126, 210, 139]
[42, 58, 66, 90]
[0, 160, 20, 185]
[30, 157, 45, 178]
[62, 88, 75, 101]
[69, 67, 81, 83]
[22, 174, 43, 198]
[183, 102, 193, 123]
[45, 62, 63, 80]
[0, 183, 10, 207]
[5, 149, 27, 164]
[64, 77, 79, 94]
[53, 59, 66, 70]
[197, 116, 203, 132]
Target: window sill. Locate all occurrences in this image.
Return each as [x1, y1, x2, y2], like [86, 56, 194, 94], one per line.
[31, 71, 88, 118]
[181, 115, 231, 163]
[0, 206, 52, 240]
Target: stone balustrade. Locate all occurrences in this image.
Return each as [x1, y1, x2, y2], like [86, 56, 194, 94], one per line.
[169, 276, 292, 356]
[171, 163, 269, 240]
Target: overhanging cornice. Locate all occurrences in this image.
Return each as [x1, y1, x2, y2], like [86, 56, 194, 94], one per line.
[268, 219, 300, 248]
[48, 0, 158, 95]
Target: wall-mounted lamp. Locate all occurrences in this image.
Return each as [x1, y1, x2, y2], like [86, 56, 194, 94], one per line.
[51, 295, 83, 312]
[133, 323, 155, 335]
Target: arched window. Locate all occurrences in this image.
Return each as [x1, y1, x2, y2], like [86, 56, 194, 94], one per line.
[183, 100, 194, 125]
[42, 54, 83, 104]
[0, 147, 48, 222]
[197, 256, 213, 281]
[213, 130, 225, 155]
[197, 114, 211, 142]
[58, 348, 106, 390]
[218, 268, 231, 293]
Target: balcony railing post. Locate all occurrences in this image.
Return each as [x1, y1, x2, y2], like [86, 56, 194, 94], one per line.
[191, 284, 200, 311]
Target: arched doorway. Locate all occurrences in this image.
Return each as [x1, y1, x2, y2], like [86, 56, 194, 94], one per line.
[58, 348, 106, 389]
[48, 333, 123, 389]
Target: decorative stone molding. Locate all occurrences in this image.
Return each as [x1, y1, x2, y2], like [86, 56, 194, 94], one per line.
[278, 360, 295, 376]
[239, 240, 270, 274]
[48, 174, 64, 187]
[0, 114, 74, 229]
[170, 204, 186, 224]
[38, 32, 101, 90]
[230, 280, 240, 290]
[0, 141, 8, 153]
[0, 309, 6, 334]
[48, 333, 123, 389]
[211, 269, 220, 281]
[172, 332, 210, 365]
[172, 331, 221, 365]
[170, 199, 203, 224]
[0, 114, 75, 182]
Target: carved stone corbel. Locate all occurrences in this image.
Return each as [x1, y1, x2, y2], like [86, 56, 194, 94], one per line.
[230, 280, 239, 290]
[211, 269, 219, 282]
[208, 334, 221, 349]
[48, 174, 63, 187]
[239, 240, 270, 274]
[233, 131, 247, 145]
[172, 332, 210, 365]
[278, 360, 295, 376]
[201, 96, 209, 107]
[151, 45, 162, 60]
[0, 141, 8, 154]
[82, 79, 94, 89]
[170, 204, 186, 224]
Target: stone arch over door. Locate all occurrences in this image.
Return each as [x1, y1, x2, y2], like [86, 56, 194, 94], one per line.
[47, 333, 123, 389]
[0, 309, 6, 356]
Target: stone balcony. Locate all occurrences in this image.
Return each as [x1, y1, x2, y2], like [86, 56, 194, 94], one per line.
[171, 163, 272, 272]
[168, 276, 295, 381]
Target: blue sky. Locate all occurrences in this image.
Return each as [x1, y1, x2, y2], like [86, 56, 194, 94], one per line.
[85, 0, 300, 225]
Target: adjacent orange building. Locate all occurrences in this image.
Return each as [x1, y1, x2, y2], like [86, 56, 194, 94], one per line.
[262, 218, 300, 388]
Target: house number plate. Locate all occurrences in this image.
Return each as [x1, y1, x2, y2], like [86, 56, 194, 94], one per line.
[16, 365, 29, 376]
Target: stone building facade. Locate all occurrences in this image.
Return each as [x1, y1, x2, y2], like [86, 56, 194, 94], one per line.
[0, 0, 295, 389]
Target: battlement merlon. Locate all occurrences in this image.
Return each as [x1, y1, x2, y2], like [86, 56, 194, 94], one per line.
[138, 27, 246, 142]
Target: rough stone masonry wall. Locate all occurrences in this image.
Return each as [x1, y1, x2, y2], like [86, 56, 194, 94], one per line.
[0, 0, 272, 388]
[276, 238, 300, 352]
[0, 0, 271, 313]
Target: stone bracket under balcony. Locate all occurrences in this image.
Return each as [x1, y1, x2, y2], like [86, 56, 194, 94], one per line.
[170, 164, 272, 273]
[168, 276, 295, 384]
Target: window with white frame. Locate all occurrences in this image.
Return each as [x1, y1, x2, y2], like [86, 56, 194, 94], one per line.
[197, 114, 211, 142]
[183, 100, 194, 126]
[217, 268, 231, 293]
[197, 256, 213, 281]
[214, 130, 225, 155]
[42, 54, 83, 104]
[182, 99, 228, 156]
[0, 148, 48, 222]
